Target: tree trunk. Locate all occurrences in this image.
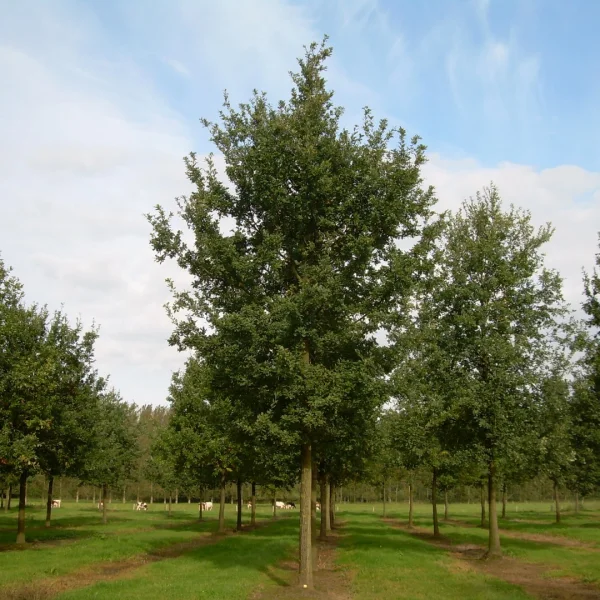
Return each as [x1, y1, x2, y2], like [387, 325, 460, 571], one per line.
[501, 483, 507, 519]
[329, 483, 335, 530]
[175, 488, 179, 504]
[137, 485, 140, 503]
[150, 483, 153, 504]
[76, 488, 79, 503]
[299, 443, 313, 589]
[319, 474, 328, 540]
[480, 483, 486, 527]
[487, 462, 501, 558]
[272, 493, 277, 518]
[444, 490, 449, 521]
[311, 459, 318, 571]
[45, 476, 54, 528]
[93, 487, 96, 505]
[575, 491, 580, 514]
[122, 485, 126, 503]
[109, 489, 112, 504]
[16, 472, 27, 544]
[7, 484, 12, 510]
[0, 488, 3, 509]
[408, 481, 414, 528]
[218, 473, 226, 533]
[251, 482, 257, 527]
[198, 490, 203, 521]
[168, 494, 172, 517]
[24, 480, 28, 506]
[554, 481, 561, 524]
[382, 481, 387, 518]
[236, 478, 243, 531]
[432, 469, 440, 538]
[102, 484, 108, 525]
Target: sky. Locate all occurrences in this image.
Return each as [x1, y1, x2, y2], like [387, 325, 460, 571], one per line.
[1, 0, 599, 406]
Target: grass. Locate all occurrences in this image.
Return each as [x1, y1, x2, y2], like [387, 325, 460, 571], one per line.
[1, 499, 600, 598]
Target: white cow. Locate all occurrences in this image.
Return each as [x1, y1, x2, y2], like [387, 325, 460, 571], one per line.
[199, 501, 213, 511]
[316, 502, 321, 511]
[133, 501, 148, 511]
[275, 500, 286, 509]
[247, 501, 253, 509]
[51, 499, 61, 508]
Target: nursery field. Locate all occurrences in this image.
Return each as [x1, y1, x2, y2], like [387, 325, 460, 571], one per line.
[2, 500, 600, 599]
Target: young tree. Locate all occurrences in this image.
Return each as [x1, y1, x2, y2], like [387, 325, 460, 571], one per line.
[148, 40, 435, 588]
[429, 187, 566, 557]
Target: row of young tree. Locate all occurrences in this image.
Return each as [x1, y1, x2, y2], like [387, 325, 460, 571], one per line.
[0, 259, 139, 542]
[144, 40, 600, 588]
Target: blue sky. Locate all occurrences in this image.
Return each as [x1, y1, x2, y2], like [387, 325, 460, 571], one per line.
[1, 0, 599, 405]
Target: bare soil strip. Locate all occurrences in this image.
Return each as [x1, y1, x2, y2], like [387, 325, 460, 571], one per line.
[254, 524, 353, 600]
[444, 518, 599, 549]
[1, 521, 269, 600]
[385, 519, 600, 600]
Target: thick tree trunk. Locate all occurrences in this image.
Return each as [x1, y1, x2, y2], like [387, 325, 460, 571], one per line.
[487, 463, 501, 558]
[432, 469, 440, 538]
[554, 481, 561, 524]
[16, 472, 27, 544]
[25, 480, 28, 506]
[102, 484, 108, 525]
[319, 474, 328, 540]
[444, 490, 449, 521]
[218, 473, 226, 533]
[299, 443, 313, 589]
[574, 491, 580, 514]
[45, 476, 54, 528]
[311, 459, 318, 571]
[501, 484, 507, 519]
[408, 482, 414, 528]
[480, 483, 486, 527]
[236, 479, 243, 531]
[382, 481, 387, 518]
[329, 483, 334, 531]
[251, 482, 257, 526]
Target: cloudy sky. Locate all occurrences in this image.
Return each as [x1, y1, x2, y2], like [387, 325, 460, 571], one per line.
[1, 0, 598, 406]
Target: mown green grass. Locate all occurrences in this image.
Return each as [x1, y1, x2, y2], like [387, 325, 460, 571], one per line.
[336, 512, 530, 599]
[0, 502, 276, 588]
[56, 518, 299, 600]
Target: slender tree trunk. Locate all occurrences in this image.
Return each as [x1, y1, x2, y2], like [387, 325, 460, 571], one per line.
[175, 488, 179, 504]
[382, 481, 387, 518]
[574, 491, 580, 514]
[236, 478, 243, 531]
[480, 483, 486, 527]
[251, 482, 257, 527]
[329, 483, 334, 530]
[122, 485, 126, 503]
[554, 481, 561, 524]
[150, 483, 154, 504]
[198, 491, 203, 521]
[7, 484, 12, 510]
[102, 484, 108, 525]
[319, 474, 328, 540]
[487, 462, 501, 558]
[93, 487, 96, 505]
[311, 460, 318, 571]
[168, 493, 172, 517]
[109, 489, 112, 504]
[45, 476, 54, 528]
[76, 488, 79, 503]
[0, 488, 3, 509]
[58, 478, 62, 501]
[272, 493, 277, 518]
[501, 484, 507, 519]
[444, 490, 449, 521]
[432, 469, 440, 538]
[299, 443, 313, 589]
[16, 472, 27, 544]
[408, 481, 414, 528]
[218, 473, 226, 533]
[137, 485, 140, 503]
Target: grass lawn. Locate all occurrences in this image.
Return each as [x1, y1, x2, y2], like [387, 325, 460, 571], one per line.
[2, 499, 600, 598]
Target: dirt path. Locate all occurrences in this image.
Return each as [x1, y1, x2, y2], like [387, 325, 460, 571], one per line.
[1, 521, 270, 600]
[385, 519, 600, 600]
[253, 524, 352, 600]
[444, 518, 599, 550]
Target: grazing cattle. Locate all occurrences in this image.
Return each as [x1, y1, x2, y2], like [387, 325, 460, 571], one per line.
[316, 502, 321, 511]
[285, 502, 296, 509]
[247, 501, 253, 509]
[275, 500, 286, 509]
[51, 499, 61, 508]
[98, 501, 104, 510]
[133, 501, 148, 511]
[199, 501, 213, 511]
